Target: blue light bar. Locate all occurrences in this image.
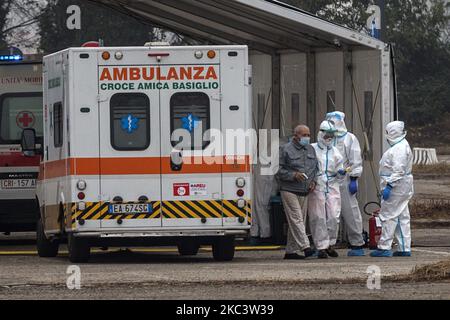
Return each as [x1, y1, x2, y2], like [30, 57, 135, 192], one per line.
[0, 55, 23, 61]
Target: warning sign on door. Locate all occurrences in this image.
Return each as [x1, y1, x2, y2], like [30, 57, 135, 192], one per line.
[173, 183, 190, 196]
[173, 183, 207, 196]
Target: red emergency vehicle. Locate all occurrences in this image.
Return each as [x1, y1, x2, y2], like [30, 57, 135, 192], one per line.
[0, 47, 43, 231]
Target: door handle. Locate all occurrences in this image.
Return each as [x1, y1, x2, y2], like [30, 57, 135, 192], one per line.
[170, 151, 183, 171]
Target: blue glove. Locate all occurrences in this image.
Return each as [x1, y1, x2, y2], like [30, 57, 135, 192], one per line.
[382, 184, 393, 201]
[349, 177, 358, 195]
[338, 169, 346, 176]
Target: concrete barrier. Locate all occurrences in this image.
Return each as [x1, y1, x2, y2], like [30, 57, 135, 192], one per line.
[413, 148, 439, 165]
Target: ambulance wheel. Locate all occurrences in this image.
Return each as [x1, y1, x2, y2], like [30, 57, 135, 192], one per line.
[36, 216, 59, 257]
[177, 241, 200, 256]
[212, 236, 235, 261]
[67, 233, 90, 263]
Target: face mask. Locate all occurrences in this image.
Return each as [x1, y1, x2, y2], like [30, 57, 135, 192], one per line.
[318, 131, 333, 147]
[299, 137, 310, 146]
[386, 131, 407, 146]
[322, 138, 333, 147]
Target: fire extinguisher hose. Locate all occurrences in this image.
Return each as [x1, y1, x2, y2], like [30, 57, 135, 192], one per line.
[363, 201, 381, 216]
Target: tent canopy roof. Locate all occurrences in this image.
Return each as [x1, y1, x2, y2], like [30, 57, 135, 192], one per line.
[91, 0, 385, 54]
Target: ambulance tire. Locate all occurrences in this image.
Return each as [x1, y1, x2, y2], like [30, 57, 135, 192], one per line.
[36, 216, 59, 258]
[177, 241, 200, 256]
[212, 236, 235, 261]
[67, 233, 91, 263]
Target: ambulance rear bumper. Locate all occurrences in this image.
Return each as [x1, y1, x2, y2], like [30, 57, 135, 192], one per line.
[72, 228, 249, 238]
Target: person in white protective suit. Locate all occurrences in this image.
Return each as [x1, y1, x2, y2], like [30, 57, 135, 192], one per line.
[325, 112, 366, 256]
[371, 121, 414, 257]
[308, 120, 345, 259]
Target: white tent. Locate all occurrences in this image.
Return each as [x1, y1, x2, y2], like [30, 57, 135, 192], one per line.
[91, 0, 397, 234]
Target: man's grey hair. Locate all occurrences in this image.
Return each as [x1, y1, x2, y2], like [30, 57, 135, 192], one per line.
[294, 125, 309, 134]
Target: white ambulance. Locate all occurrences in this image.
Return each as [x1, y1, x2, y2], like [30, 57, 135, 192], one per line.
[0, 48, 42, 232]
[21, 45, 252, 262]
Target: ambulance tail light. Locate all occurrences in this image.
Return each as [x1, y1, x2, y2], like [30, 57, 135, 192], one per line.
[78, 202, 86, 211]
[237, 199, 246, 209]
[77, 192, 85, 200]
[236, 177, 246, 188]
[237, 189, 245, 197]
[76, 180, 87, 191]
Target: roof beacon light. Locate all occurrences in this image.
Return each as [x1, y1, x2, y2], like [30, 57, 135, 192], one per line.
[0, 47, 23, 62]
[0, 54, 22, 61]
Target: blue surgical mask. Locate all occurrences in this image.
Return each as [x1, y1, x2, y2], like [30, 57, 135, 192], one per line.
[299, 137, 310, 146]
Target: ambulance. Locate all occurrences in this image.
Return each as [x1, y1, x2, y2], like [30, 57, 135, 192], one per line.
[21, 45, 252, 262]
[0, 48, 42, 232]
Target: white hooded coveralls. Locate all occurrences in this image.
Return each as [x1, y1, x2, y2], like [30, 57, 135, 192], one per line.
[308, 121, 345, 250]
[378, 121, 414, 252]
[326, 112, 365, 247]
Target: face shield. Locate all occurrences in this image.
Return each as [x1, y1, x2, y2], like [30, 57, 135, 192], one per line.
[318, 120, 337, 147]
[325, 111, 347, 136]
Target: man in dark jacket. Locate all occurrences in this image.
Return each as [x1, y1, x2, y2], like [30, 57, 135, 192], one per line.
[277, 125, 318, 259]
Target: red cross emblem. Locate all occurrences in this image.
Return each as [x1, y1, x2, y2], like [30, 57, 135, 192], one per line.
[16, 111, 35, 129]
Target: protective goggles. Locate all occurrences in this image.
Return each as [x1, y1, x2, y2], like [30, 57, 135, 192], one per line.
[320, 130, 336, 140]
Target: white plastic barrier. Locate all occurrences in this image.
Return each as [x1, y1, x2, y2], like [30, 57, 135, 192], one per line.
[413, 148, 439, 165]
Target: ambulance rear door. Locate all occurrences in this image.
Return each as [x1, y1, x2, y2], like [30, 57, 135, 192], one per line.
[97, 50, 162, 228]
[159, 49, 223, 227]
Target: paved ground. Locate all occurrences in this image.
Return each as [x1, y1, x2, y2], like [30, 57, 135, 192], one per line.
[0, 229, 449, 300]
[414, 175, 450, 201]
[438, 154, 450, 164]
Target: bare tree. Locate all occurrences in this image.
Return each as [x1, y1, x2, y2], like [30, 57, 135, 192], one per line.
[0, 0, 13, 47]
[0, 0, 46, 50]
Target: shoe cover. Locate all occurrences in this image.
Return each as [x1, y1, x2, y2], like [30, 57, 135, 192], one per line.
[347, 248, 366, 257]
[393, 251, 411, 257]
[370, 249, 393, 257]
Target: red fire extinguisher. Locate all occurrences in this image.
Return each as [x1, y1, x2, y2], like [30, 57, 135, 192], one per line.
[364, 202, 382, 250]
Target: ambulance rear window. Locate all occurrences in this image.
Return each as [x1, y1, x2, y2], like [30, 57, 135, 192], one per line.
[0, 93, 43, 144]
[170, 92, 210, 150]
[110, 93, 150, 151]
